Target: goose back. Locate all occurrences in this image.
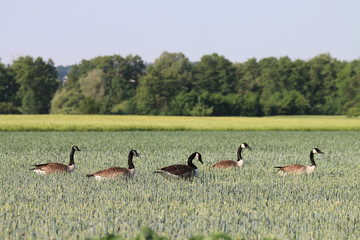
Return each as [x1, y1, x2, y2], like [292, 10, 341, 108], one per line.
[32, 163, 68, 174]
[86, 167, 131, 180]
[213, 160, 241, 169]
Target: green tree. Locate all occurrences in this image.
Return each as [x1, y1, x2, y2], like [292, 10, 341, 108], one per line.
[305, 53, 344, 114]
[79, 69, 106, 101]
[194, 53, 236, 94]
[277, 57, 308, 92]
[0, 63, 16, 102]
[336, 60, 360, 115]
[50, 88, 84, 114]
[257, 57, 279, 110]
[109, 55, 145, 113]
[0, 63, 20, 113]
[135, 52, 192, 114]
[234, 58, 262, 116]
[189, 92, 214, 116]
[234, 58, 260, 95]
[242, 91, 261, 116]
[12, 56, 59, 114]
[51, 54, 145, 114]
[263, 90, 310, 115]
[168, 91, 198, 115]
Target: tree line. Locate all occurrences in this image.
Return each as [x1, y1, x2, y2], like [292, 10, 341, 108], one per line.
[0, 52, 359, 116]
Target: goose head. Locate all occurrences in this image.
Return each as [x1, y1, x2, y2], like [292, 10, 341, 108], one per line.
[240, 143, 251, 149]
[130, 150, 140, 157]
[312, 148, 324, 154]
[72, 146, 81, 151]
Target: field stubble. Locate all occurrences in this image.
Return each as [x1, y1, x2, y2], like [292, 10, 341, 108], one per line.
[0, 131, 359, 239]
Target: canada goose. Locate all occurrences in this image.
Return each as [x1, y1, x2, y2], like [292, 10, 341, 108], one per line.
[274, 148, 324, 175]
[86, 150, 139, 180]
[212, 143, 251, 169]
[30, 146, 81, 174]
[154, 152, 203, 181]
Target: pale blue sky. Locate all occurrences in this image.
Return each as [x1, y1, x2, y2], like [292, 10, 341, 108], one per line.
[1, 0, 359, 66]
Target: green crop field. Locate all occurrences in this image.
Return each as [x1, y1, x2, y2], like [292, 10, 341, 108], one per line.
[0, 115, 359, 131]
[0, 131, 359, 239]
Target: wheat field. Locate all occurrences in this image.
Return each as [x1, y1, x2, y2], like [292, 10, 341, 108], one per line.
[0, 115, 359, 131]
[0, 130, 359, 239]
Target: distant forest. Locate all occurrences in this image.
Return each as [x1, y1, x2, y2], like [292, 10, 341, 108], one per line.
[0, 52, 359, 116]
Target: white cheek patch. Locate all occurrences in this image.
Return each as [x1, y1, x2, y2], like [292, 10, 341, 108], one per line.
[195, 153, 199, 160]
[312, 149, 317, 154]
[241, 143, 246, 149]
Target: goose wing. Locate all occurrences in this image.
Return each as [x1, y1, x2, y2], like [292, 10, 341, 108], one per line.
[87, 167, 129, 178]
[212, 160, 237, 169]
[156, 164, 195, 177]
[275, 164, 306, 174]
[32, 163, 68, 173]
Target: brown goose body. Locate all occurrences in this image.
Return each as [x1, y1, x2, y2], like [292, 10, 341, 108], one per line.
[86, 167, 133, 179]
[275, 148, 324, 175]
[86, 150, 139, 180]
[275, 164, 308, 175]
[30, 146, 80, 174]
[157, 164, 198, 180]
[155, 152, 203, 181]
[213, 143, 251, 169]
[32, 163, 68, 173]
[212, 160, 239, 169]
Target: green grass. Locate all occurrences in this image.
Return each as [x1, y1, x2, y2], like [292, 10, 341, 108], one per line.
[0, 115, 359, 131]
[0, 131, 359, 239]
[89, 227, 233, 240]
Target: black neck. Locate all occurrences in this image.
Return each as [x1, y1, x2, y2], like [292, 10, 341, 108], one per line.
[187, 154, 197, 169]
[128, 151, 135, 169]
[237, 147, 243, 161]
[310, 152, 316, 166]
[69, 148, 75, 165]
